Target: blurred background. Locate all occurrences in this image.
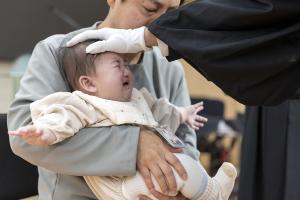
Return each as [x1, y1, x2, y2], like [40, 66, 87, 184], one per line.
[0, 0, 108, 111]
[0, 0, 245, 199]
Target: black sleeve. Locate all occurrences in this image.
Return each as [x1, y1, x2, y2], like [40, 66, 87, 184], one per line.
[148, 0, 300, 106]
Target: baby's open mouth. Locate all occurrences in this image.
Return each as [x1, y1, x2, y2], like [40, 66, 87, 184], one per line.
[123, 81, 129, 86]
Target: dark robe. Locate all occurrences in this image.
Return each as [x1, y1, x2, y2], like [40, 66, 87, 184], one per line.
[148, 1, 300, 199]
[239, 101, 300, 200]
[148, 0, 300, 106]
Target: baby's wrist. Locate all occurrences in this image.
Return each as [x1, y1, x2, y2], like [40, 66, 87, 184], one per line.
[42, 128, 58, 145]
[176, 107, 187, 123]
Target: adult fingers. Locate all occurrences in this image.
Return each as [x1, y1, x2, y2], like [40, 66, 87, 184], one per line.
[165, 152, 187, 181]
[158, 161, 178, 195]
[138, 195, 153, 200]
[149, 163, 169, 195]
[86, 36, 126, 54]
[166, 145, 183, 153]
[150, 191, 188, 200]
[139, 167, 156, 195]
[66, 30, 108, 47]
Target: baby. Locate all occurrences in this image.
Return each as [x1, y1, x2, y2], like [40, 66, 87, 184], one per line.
[10, 41, 237, 200]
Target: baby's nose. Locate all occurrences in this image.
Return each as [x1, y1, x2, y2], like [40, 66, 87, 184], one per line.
[123, 66, 130, 76]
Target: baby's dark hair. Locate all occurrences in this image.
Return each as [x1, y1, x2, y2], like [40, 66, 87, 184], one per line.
[60, 40, 99, 91]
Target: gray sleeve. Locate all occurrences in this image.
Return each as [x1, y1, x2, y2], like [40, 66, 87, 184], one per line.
[168, 61, 200, 160]
[7, 38, 139, 176]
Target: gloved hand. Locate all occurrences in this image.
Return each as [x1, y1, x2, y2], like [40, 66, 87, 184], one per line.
[66, 26, 149, 54]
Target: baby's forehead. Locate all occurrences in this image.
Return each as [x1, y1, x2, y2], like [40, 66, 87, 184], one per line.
[96, 52, 127, 62]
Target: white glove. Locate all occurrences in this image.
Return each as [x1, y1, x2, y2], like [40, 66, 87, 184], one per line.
[66, 26, 149, 54]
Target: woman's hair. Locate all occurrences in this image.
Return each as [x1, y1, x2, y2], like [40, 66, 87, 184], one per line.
[60, 40, 99, 91]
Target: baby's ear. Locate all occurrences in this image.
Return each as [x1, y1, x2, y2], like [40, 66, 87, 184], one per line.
[78, 76, 97, 93]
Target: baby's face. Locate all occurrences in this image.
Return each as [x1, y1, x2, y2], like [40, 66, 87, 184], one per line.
[91, 52, 134, 102]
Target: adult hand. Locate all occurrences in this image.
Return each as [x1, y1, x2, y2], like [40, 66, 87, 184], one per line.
[139, 192, 188, 200]
[137, 126, 187, 198]
[66, 26, 148, 54]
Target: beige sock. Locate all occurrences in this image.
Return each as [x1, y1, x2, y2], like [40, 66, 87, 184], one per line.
[122, 156, 237, 200]
[197, 162, 237, 200]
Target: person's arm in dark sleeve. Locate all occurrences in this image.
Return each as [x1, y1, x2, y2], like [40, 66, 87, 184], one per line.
[148, 0, 300, 106]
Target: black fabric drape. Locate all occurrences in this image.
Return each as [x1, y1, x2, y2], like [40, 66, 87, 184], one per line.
[239, 105, 288, 200]
[148, 0, 300, 106]
[239, 101, 300, 200]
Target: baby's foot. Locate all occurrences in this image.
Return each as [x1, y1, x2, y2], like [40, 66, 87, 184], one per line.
[197, 162, 237, 200]
[213, 162, 237, 200]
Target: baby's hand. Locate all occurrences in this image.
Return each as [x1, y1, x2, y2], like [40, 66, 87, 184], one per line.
[183, 102, 208, 130]
[8, 125, 56, 145]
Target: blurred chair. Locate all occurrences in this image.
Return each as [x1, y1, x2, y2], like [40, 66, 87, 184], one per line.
[0, 113, 38, 199]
